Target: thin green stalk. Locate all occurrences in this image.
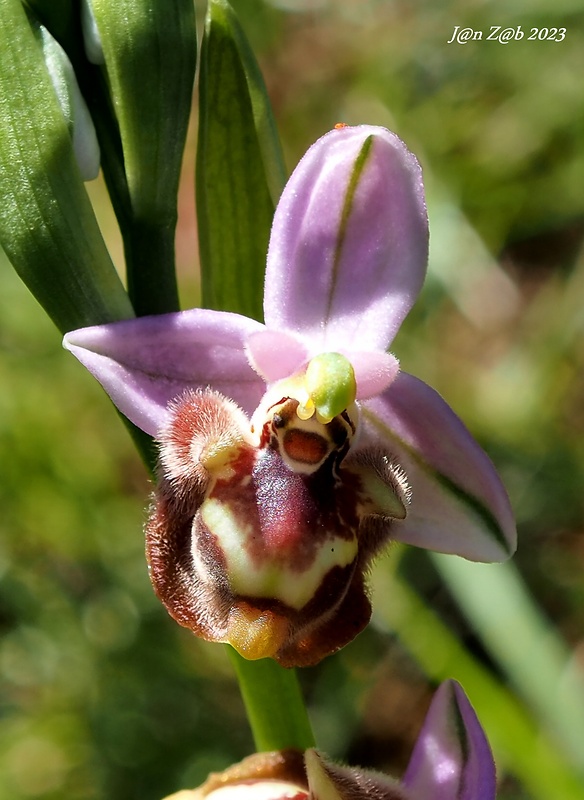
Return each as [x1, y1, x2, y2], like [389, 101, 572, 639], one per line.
[124, 419, 158, 476]
[123, 218, 181, 316]
[228, 648, 315, 752]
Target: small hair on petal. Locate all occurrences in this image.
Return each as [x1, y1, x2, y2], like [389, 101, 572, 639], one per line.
[305, 750, 410, 800]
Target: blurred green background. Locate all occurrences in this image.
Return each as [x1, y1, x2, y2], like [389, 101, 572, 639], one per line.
[1, 0, 584, 798]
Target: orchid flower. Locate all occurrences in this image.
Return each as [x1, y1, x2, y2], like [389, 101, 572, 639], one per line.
[162, 680, 496, 800]
[64, 124, 516, 667]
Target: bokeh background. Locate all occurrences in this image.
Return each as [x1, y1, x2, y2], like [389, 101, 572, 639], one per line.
[2, 0, 584, 798]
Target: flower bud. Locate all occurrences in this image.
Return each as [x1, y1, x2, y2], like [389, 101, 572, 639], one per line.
[81, 0, 105, 64]
[34, 23, 100, 180]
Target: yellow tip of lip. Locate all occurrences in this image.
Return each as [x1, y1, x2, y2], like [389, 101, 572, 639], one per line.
[227, 605, 289, 661]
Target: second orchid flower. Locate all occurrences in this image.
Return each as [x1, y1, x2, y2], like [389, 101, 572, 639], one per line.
[163, 680, 496, 800]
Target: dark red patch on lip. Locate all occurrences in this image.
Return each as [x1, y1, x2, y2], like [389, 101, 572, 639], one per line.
[249, 447, 359, 560]
[283, 428, 329, 464]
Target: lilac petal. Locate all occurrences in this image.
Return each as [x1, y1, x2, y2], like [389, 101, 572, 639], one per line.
[403, 680, 496, 800]
[246, 329, 399, 400]
[264, 125, 428, 353]
[351, 351, 400, 399]
[245, 328, 309, 382]
[362, 372, 516, 562]
[63, 309, 266, 436]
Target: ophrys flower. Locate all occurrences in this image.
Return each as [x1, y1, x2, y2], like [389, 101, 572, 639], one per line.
[64, 125, 516, 666]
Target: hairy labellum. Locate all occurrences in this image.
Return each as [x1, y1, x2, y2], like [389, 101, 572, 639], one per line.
[146, 383, 409, 667]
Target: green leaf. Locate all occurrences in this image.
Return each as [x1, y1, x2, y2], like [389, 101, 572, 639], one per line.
[214, 0, 287, 207]
[90, 0, 197, 315]
[0, 0, 134, 332]
[197, 0, 286, 323]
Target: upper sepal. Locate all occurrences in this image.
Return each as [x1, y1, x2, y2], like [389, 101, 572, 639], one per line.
[362, 373, 516, 562]
[263, 125, 428, 354]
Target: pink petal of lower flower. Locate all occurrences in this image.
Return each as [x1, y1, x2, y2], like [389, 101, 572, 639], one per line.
[362, 373, 516, 562]
[264, 125, 428, 353]
[403, 680, 496, 800]
[63, 309, 266, 436]
[245, 329, 309, 382]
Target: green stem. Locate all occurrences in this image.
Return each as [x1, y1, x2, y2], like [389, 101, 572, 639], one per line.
[124, 418, 158, 476]
[228, 647, 315, 751]
[124, 218, 181, 316]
